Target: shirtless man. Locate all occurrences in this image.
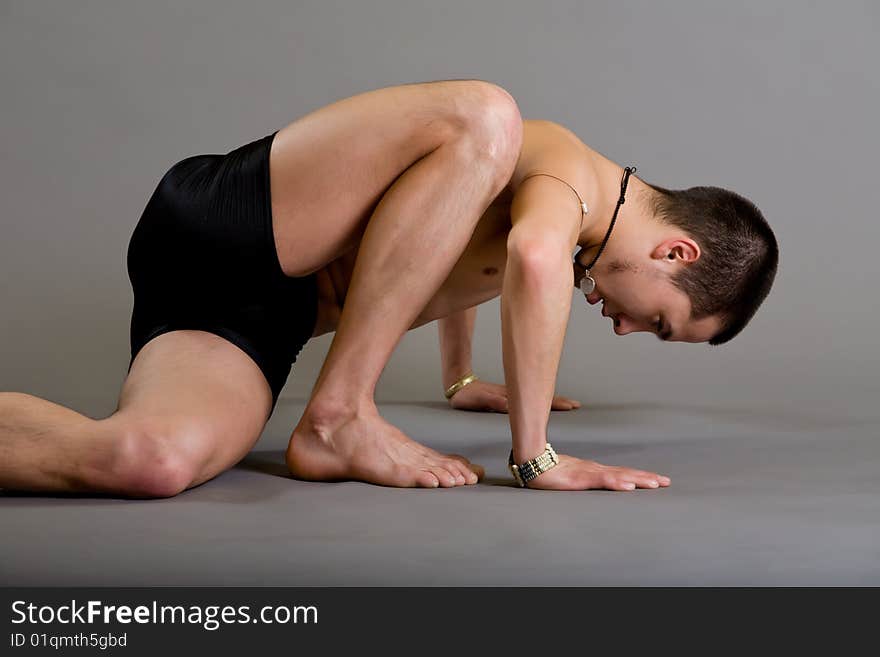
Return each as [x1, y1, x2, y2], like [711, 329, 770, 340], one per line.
[0, 79, 778, 496]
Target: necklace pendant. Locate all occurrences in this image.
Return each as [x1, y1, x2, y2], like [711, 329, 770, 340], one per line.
[580, 273, 596, 295]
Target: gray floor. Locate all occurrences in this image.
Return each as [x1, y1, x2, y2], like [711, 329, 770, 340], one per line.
[2, 399, 878, 586]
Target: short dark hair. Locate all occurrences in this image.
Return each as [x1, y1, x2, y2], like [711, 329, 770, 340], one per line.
[645, 183, 779, 346]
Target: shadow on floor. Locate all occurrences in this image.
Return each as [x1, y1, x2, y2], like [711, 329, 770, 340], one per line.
[377, 399, 880, 431]
[237, 450, 290, 479]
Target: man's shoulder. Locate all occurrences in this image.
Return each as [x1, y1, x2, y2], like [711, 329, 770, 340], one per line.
[515, 120, 599, 191]
[511, 119, 601, 211]
[503, 120, 603, 249]
[522, 118, 583, 144]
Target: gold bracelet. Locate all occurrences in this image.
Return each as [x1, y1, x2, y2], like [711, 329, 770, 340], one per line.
[444, 373, 479, 399]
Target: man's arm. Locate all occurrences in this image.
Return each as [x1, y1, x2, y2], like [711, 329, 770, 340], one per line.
[497, 120, 671, 490]
[438, 304, 583, 412]
[438, 306, 477, 390]
[503, 214, 577, 463]
[502, 122, 588, 461]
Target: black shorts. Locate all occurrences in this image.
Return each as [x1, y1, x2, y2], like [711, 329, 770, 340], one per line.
[126, 130, 318, 416]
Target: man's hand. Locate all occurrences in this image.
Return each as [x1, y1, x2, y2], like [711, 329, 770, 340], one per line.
[448, 380, 581, 413]
[523, 453, 671, 491]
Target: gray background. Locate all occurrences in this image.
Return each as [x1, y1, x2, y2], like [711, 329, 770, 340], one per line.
[2, 0, 877, 417]
[1, 1, 878, 586]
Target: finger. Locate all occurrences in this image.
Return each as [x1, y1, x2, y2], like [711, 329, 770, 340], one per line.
[602, 472, 636, 491]
[627, 470, 671, 487]
[622, 469, 659, 485]
[614, 470, 668, 490]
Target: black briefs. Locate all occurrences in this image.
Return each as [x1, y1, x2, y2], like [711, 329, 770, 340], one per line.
[126, 130, 318, 416]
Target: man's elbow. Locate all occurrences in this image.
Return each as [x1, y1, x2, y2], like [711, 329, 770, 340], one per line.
[506, 233, 571, 271]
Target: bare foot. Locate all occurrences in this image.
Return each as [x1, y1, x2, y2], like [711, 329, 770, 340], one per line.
[286, 404, 485, 488]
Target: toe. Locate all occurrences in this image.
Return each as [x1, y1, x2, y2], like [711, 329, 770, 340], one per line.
[415, 470, 440, 488]
[388, 464, 439, 488]
[447, 454, 480, 484]
[465, 463, 484, 483]
[430, 466, 458, 488]
[445, 460, 470, 485]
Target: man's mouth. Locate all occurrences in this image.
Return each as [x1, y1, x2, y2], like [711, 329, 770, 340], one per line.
[588, 292, 620, 327]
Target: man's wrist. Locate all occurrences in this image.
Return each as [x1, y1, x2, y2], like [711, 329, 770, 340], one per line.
[444, 372, 478, 399]
[508, 442, 559, 487]
[511, 439, 550, 464]
[442, 365, 474, 390]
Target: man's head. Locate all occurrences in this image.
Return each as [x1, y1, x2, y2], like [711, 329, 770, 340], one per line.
[578, 176, 778, 345]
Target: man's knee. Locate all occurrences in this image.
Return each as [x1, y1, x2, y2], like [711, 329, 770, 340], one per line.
[447, 81, 523, 170]
[105, 422, 202, 498]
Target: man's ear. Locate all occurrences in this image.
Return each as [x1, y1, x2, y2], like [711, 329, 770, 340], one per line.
[653, 238, 700, 264]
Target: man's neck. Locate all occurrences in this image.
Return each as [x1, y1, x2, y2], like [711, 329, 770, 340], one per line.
[575, 159, 652, 268]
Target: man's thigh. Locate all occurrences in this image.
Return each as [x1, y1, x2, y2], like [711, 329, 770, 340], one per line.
[267, 79, 511, 278]
[115, 330, 273, 489]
